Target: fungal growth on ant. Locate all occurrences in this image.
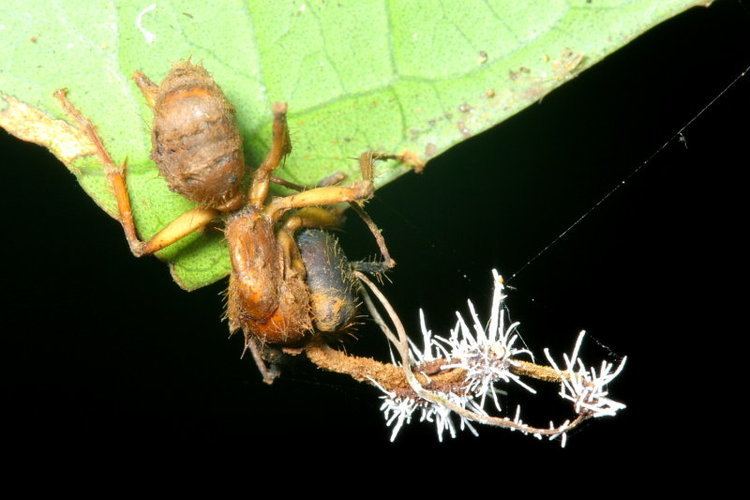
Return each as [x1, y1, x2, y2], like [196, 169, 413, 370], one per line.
[55, 61, 397, 383]
[53, 61, 625, 443]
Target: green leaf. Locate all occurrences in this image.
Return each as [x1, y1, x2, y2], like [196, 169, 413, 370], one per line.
[0, 0, 708, 290]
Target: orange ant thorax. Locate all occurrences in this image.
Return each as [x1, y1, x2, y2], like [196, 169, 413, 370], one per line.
[226, 207, 312, 344]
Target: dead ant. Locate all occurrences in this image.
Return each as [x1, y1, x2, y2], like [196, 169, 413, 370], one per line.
[54, 61, 397, 383]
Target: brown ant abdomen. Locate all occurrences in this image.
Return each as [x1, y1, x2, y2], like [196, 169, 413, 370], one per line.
[297, 229, 358, 333]
[151, 62, 245, 211]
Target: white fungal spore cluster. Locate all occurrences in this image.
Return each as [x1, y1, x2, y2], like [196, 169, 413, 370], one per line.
[374, 269, 626, 445]
[433, 270, 536, 409]
[377, 387, 483, 442]
[545, 331, 627, 418]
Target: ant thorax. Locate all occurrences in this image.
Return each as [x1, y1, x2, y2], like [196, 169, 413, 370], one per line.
[225, 206, 313, 345]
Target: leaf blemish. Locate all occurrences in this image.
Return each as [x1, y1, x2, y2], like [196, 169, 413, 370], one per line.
[551, 48, 586, 80]
[509, 66, 531, 81]
[456, 121, 471, 138]
[136, 3, 157, 45]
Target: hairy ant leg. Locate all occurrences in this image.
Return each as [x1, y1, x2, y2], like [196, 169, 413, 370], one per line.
[264, 153, 376, 221]
[53, 89, 219, 256]
[249, 103, 292, 208]
[243, 337, 281, 385]
[270, 171, 348, 192]
[277, 207, 345, 278]
[269, 155, 397, 269]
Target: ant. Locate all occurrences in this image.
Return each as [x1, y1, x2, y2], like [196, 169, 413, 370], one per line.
[54, 61, 398, 383]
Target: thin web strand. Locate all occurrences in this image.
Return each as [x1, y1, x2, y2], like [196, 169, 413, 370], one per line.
[509, 63, 750, 282]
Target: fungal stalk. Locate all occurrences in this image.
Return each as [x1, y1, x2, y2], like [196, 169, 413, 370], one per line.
[305, 270, 626, 446]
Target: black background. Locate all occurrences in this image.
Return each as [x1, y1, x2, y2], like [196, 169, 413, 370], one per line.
[1, 1, 748, 473]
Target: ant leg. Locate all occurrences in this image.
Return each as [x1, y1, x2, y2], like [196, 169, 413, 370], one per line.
[54, 89, 218, 256]
[264, 182, 373, 221]
[263, 152, 379, 221]
[284, 207, 344, 231]
[270, 151, 398, 197]
[244, 337, 280, 385]
[249, 102, 291, 208]
[269, 177, 307, 192]
[270, 171, 347, 192]
[350, 260, 393, 276]
[139, 208, 219, 254]
[277, 207, 344, 278]
[132, 71, 159, 108]
[357, 151, 403, 182]
[268, 175, 349, 230]
[54, 88, 144, 255]
[315, 171, 348, 187]
[271, 150, 401, 194]
[350, 152, 396, 268]
[347, 202, 396, 269]
[266, 152, 396, 267]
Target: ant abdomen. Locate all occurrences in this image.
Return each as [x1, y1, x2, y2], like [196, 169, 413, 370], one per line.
[151, 62, 245, 211]
[297, 229, 359, 333]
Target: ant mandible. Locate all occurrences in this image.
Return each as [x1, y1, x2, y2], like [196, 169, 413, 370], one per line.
[54, 61, 397, 383]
